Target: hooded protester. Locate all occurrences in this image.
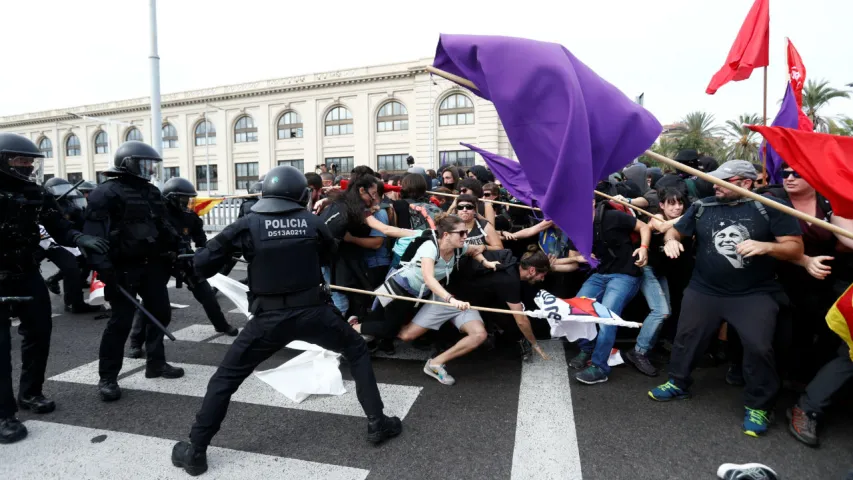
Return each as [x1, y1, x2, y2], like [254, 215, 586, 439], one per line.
[694, 156, 720, 198]
[647, 167, 664, 190]
[466, 165, 495, 185]
[620, 163, 660, 212]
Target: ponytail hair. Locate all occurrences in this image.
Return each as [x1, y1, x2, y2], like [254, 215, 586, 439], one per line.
[520, 244, 550, 273]
[434, 212, 464, 237]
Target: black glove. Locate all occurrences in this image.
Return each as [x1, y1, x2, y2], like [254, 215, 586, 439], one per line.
[75, 235, 110, 254]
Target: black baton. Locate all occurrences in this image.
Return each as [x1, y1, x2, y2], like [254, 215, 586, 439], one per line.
[0, 296, 35, 304]
[116, 285, 176, 341]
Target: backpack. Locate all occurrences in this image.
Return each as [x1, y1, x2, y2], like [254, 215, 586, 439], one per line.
[693, 197, 769, 223]
[594, 200, 640, 245]
[406, 198, 442, 231]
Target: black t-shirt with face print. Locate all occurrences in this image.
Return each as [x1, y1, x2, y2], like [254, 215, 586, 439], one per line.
[674, 196, 801, 296]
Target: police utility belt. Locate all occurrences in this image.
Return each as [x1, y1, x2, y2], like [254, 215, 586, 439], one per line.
[250, 284, 329, 314]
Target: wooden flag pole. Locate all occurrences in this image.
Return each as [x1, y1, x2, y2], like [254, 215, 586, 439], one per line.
[592, 191, 660, 219]
[761, 66, 769, 180]
[645, 150, 853, 241]
[330, 284, 528, 316]
[427, 190, 539, 211]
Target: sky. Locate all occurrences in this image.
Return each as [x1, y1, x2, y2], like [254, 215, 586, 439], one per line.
[2, 0, 851, 127]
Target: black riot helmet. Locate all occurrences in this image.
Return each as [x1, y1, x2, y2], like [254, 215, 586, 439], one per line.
[78, 180, 97, 195]
[251, 166, 310, 213]
[162, 177, 198, 211]
[44, 177, 87, 209]
[112, 141, 162, 181]
[0, 132, 44, 184]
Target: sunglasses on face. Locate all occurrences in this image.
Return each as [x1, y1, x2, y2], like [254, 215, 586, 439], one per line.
[782, 170, 802, 179]
[483, 193, 492, 198]
[449, 230, 468, 237]
[457, 204, 475, 211]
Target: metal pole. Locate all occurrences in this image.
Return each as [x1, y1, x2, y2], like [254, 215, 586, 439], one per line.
[429, 76, 434, 171]
[53, 122, 61, 179]
[148, 0, 163, 187]
[204, 111, 210, 196]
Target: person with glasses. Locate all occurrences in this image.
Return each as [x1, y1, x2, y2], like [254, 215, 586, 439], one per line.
[649, 160, 804, 438]
[453, 193, 503, 251]
[352, 214, 498, 355]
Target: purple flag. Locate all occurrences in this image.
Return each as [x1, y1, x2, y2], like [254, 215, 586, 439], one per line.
[462, 143, 537, 207]
[764, 83, 800, 184]
[434, 34, 661, 264]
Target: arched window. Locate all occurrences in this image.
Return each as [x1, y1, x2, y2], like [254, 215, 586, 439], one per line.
[194, 120, 216, 146]
[277, 111, 303, 139]
[95, 131, 109, 154]
[162, 123, 178, 149]
[439, 94, 475, 126]
[234, 115, 258, 143]
[38, 137, 53, 158]
[66, 134, 81, 156]
[377, 101, 408, 132]
[324, 106, 353, 136]
[125, 127, 143, 142]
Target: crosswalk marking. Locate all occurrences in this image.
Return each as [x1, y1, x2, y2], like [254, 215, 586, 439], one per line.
[50, 359, 422, 419]
[10, 420, 369, 480]
[511, 341, 582, 480]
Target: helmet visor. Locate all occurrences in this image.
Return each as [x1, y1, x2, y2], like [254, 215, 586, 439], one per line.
[134, 158, 162, 182]
[71, 195, 87, 209]
[5, 155, 43, 183]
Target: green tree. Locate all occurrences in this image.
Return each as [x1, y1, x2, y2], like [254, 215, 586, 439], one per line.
[724, 113, 762, 162]
[802, 79, 851, 132]
[670, 111, 724, 154]
[828, 116, 853, 136]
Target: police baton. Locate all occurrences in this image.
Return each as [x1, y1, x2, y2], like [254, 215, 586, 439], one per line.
[56, 179, 86, 202]
[0, 296, 35, 304]
[116, 285, 176, 341]
[177, 253, 247, 263]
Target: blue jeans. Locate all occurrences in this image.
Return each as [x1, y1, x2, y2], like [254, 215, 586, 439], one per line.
[634, 266, 671, 354]
[321, 266, 349, 315]
[577, 273, 642, 374]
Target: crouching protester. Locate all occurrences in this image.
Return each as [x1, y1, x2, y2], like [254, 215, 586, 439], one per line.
[648, 160, 803, 438]
[352, 214, 498, 363]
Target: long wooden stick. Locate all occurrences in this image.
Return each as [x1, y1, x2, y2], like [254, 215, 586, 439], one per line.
[593, 190, 660, 219]
[330, 284, 530, 316]
[645, 150, 853, 241]
[426, 65, 479, 90]
[761, 66, 769, 181]
[427, 190, 540, 211]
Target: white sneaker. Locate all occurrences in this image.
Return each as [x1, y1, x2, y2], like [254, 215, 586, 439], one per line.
[423, 360, 455, 385]
[717, 463, 778, 480]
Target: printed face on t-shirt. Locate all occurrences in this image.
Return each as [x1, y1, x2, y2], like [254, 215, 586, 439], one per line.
[712, 223, 750, 269]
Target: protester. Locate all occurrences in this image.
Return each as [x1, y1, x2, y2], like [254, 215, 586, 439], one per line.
[649, 160, 804, 438]
[440, 167, 460, 192]
[454, 194, 503, 250]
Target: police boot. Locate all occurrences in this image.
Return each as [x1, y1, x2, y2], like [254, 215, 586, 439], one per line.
[172, 441, 208, 476]
[18, 394, 56, 414]
[0, 417, 27, 444]
[128, 345, 144, 359]
[98, 379, 122, 402]
[45, 276, 61, 295]
[216, 325, 239, 337]
[145, 363, 185, 379]
[367, 414, 402, 444]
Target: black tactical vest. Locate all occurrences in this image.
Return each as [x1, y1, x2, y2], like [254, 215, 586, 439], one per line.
[109, 180, 165, 261]
[0, 185, 48, 272]
[248, 210, 323, 295]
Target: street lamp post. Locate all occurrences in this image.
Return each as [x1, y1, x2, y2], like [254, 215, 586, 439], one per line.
[204, 103, 225, 196]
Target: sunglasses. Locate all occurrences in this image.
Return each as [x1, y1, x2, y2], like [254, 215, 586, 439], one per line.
[460, 188, 470, 194]
[457, 204, 475, 211]
[483, 193, 492, 198]
[781, 170, 802, 179]
[449, 230, 468, 237]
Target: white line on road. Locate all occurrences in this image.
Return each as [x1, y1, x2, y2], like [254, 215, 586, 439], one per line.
[50, 359, 422, 420]
[8, 420, 369, 480]
[511, 341, 582, 480]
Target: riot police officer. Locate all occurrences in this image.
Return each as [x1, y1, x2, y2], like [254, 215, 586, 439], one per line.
[171, 166, 401, 476]
[237, 179, 263, 218]
[83, 141, 185, 402]
[77, 180, 97, 200]
[128, 177, 237, 358]
[0, 133, 109, 444]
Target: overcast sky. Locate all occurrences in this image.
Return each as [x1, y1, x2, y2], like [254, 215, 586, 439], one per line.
[3, 0, 851, 126]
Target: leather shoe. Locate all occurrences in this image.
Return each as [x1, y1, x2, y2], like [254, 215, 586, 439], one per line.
[45, 278, 61, 295]
[367, 414, 402, 444]
[146, 363, 185, 379]
[171, 441, 208, 476]
[217, 325, 239, 337]
[0, 417, 27, 444]
[18, 394, 56, 414]
[98, 380, 122, 402]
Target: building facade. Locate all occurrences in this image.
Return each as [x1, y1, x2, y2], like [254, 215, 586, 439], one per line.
[0, 58, 515, 195]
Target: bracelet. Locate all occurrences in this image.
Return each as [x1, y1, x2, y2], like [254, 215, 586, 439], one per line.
[639, 245, 648, 249]
[445, 294, 455, 303]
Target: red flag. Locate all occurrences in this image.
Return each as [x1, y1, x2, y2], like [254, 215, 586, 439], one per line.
[786, 39, 814, 131]
[706, 0, 770, 94]
[748, 125, 853, 217]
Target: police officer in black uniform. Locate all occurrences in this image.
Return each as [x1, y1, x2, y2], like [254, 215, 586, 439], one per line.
[77, 180, 97, 200]
[215, 176, 264, 284]
[41, 178, 98, 312]
[83, 141, 185, 402]
[0, 133, 109, 444]
[128, 177, 238, 358]
[171, 166, 401, 476]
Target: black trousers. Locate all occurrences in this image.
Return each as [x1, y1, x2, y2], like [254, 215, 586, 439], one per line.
[360, 297, 417, 340]
[0, 270, 53, 418]
[189, 304, 385, 447]
[130, 278, 229, 348]
[44, 246, 86, 308]
[668, 288, 780, 410]
[98, 263, 172, 381]
[799, 343, 853, 416]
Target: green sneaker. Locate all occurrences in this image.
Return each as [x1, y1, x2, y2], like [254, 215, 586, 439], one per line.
[743, 407, 771, 437]
[648, 380, 690, 401]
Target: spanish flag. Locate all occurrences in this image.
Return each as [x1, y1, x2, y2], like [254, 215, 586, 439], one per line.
[192, 197, 225, 217]
[826, 283, 853, 361]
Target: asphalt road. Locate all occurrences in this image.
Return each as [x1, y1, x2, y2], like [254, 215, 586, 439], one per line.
[3, 262, 851, 479]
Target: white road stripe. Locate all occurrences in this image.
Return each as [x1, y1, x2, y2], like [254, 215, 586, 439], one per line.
[50, 359, 422, 420]
[172, 324, 220, 343]
[49, 358, 147, 384]
[511, 341, 582, 480]
[228, 307, 243, 314]
[170, 303, 190, 309]
[9, 420, 369, 480]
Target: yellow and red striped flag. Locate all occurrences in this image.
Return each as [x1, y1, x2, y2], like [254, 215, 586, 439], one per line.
[191, 197, 225, 217]
[826, 283, 853, 361]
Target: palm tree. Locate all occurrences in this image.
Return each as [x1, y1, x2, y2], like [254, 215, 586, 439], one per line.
[828, 116, 853, 136]
[802, 79, 851, 132]
[724, 113, 762, 163]
[670, 111, 723, 154]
